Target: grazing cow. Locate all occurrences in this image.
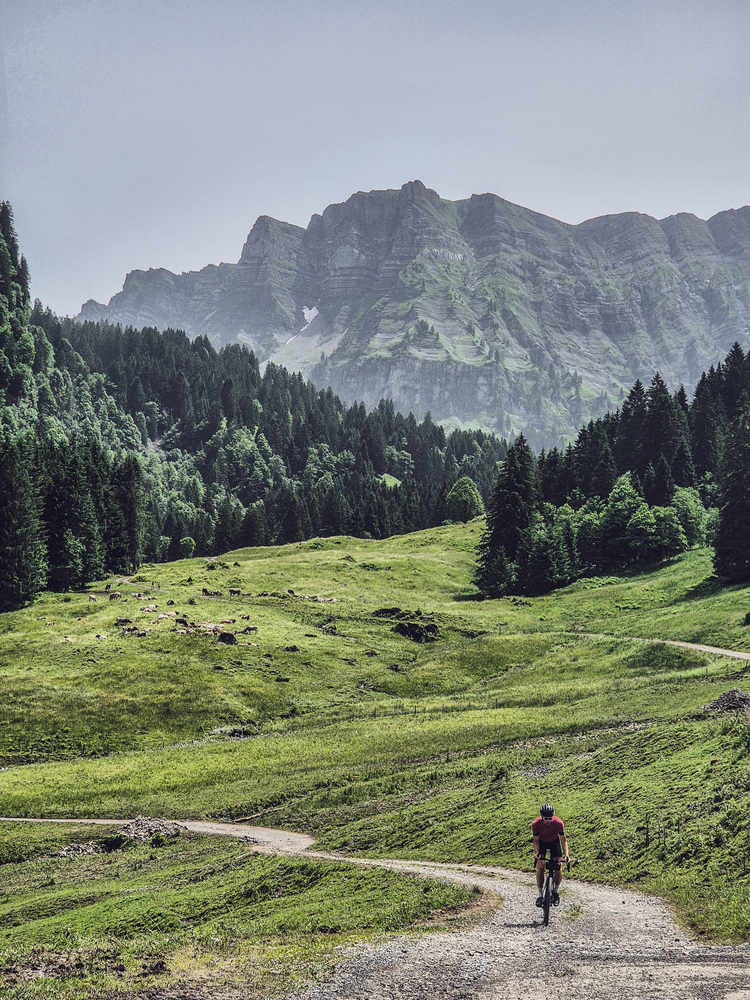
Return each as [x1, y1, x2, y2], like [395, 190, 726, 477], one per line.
[229, 588, 241, 597]
[140, 604, 158, 612]
[88, 594, 97, 602]
[104, 583, 111, 592]
[109, 591, 122, 601]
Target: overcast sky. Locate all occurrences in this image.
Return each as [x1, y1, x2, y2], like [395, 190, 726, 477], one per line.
[2, 0, 750, 317]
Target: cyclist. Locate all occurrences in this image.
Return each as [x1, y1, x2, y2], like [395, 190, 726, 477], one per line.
[532, 802, 569, 907]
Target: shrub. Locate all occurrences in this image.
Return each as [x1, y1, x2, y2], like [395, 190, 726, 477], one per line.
[446, 477, 484, 523]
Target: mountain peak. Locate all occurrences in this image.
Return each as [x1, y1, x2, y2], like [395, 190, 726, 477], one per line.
[76, 183, 750, 445]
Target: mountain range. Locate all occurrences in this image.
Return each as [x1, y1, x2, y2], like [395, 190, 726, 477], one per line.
[78, 180, 750, 447]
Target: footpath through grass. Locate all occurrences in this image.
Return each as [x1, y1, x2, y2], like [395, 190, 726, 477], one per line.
[3, 527, 750, 994]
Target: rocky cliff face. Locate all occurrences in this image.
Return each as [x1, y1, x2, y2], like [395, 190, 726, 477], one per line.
[78, 182, 750, 447]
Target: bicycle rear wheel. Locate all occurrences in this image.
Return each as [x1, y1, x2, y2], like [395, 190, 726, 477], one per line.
[542, 876, 551, 926]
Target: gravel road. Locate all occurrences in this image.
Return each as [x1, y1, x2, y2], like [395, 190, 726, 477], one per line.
[4, 817, 750, 998]
[288, 856, 750, 1000]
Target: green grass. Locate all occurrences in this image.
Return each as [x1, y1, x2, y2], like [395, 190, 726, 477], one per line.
[0, 822, 477, 997]
[4, 525, 750, 994]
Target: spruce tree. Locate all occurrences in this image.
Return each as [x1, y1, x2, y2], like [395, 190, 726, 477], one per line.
[475, 435, 537, 595]
[112, 455, 145, 572]
[0, 438, 46, 610]
[713, 404, 750, 582]
[615, 379, 647, 475]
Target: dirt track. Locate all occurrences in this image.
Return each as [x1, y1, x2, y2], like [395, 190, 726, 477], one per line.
[4, 817, 750, 999]
[6, 634, 750, 997]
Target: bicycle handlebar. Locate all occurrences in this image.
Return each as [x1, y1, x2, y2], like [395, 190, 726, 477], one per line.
[531, 856, 576, 871]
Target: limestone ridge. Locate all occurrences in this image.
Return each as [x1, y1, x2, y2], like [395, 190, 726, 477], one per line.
[78, 181, 750, 445]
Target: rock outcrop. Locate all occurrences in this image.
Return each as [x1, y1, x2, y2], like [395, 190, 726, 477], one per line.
[78, 182, 750, 445]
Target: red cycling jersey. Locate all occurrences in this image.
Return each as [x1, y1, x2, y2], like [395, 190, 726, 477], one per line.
[532, 816, 565, 841]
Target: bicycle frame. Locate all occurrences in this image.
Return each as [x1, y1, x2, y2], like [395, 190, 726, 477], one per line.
[540, 856, 570, 927]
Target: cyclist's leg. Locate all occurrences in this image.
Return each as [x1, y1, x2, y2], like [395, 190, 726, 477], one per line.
[553, 838, 564, 889]
[536, 855, 546, 891]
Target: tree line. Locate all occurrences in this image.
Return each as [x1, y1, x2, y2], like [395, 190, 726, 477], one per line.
[4, 198, 750, 610]
[477, 350, 750, 595]
[0, 202, 507, 609]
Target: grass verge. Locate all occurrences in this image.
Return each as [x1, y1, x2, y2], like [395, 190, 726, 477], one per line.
[0, 822, 481, 998]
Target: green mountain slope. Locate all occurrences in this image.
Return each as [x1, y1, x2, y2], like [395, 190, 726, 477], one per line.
[3, 532, 750, 945]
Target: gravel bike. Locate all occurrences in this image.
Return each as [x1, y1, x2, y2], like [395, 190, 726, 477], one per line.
[537, 855, 573, 926]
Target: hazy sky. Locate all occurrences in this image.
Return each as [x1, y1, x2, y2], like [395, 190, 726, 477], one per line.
[2, 0, 750, 317]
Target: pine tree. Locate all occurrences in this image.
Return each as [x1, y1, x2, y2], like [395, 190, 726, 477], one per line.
[670, 437, 696, 488]
[690, 371, 723, 479]
[643, 373, 681, 475]
[0, 438, 46, 610]
[615, 380, 647, 475]
[240, 502, 268, 547]
[321, 484, 347, 536]
[475, 435, 537, 595]
[713, 404, 750, 582]
[651, 453, 675, 507]
[112, 455, 145, 572]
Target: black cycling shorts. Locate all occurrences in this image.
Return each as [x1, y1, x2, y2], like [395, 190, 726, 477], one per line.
[537, 838, 562, 859]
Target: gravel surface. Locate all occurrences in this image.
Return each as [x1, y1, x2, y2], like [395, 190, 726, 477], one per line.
[290, 858, 750, 1000]
[119, 816, 189, 841]
[5, 817, 749, 998]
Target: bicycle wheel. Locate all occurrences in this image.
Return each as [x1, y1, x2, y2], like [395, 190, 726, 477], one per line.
[542, 876, 551, 926]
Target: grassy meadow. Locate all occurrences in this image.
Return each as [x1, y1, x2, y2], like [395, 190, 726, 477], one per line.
[3, 522, 750, 994]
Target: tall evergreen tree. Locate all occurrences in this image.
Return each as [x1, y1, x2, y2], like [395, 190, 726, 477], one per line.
[0, 438, 46, 610]
[112, 455, 145, 572]
[713, 403, 750, 582]
[475, 435, 537, 595]
[614, 379, 647, 475]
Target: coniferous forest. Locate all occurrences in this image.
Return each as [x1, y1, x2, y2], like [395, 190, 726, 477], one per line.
[0, 204, 506, 610]
[2, 200, 750, 611]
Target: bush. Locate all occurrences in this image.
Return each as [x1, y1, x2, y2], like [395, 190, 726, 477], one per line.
[179, 536, 196, 559]
[446, 476, 484, 523]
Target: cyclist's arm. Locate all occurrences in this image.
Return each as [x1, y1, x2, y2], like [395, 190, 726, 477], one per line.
[561, 833, 569, 861]
[532, 833, 541, 857]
